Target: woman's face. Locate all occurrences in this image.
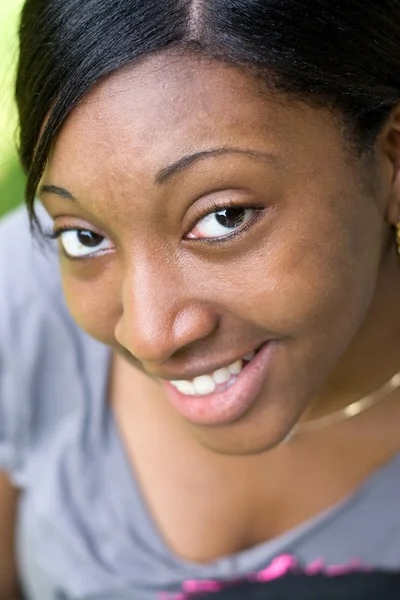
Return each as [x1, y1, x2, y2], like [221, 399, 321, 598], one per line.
[40, 52, 392, 454]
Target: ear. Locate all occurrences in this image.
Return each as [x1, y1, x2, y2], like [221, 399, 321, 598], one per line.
[377, 104, 400, 227]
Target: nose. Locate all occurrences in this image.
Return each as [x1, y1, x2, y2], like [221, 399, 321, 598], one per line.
[114, 255, 219, 364]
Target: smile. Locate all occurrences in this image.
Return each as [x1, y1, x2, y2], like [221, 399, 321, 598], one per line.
[162, 342, 276, 426]
[168, 351, 256, 396]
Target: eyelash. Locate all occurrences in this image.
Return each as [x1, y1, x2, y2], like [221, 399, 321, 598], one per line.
[44, 227, 73, 241]
[185, 200, 264, 245]
[42, 227, 104, 262]
[42, 202, 265, 257]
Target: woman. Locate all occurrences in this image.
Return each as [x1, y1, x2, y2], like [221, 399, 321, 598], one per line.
[1, 0, 400, 598]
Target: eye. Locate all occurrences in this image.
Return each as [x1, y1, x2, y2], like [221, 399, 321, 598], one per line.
[187, 207, 256, 240]
[52, 229, 114, 259]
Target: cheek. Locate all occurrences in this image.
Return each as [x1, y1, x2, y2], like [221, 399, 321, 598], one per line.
[212, 192, 382, 344]
[60, 264, 122, 346]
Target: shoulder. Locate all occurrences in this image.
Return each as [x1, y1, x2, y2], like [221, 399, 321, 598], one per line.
[0, 203, 74, 363]
[0, 203, 61, 309]
[0, 204, 85, 486]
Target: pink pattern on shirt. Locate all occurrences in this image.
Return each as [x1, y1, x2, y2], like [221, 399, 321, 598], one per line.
[252, 555, 298, 582]
[159, 554, 371, 599]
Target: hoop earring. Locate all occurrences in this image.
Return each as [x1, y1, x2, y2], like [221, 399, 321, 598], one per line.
[396, 222, 400, 256]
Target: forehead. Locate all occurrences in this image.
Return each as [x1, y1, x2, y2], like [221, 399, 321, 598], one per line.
[61, 52, 272, 145]
[48, 52, 332, 184]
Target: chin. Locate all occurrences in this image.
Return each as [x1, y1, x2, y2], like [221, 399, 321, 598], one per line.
[186, 414, 297, 457]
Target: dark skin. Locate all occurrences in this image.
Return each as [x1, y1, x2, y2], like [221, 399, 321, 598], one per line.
[39, 52, 400, 562]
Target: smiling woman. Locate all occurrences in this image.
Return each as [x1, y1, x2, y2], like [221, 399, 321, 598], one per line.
[1, 1, 400, 599]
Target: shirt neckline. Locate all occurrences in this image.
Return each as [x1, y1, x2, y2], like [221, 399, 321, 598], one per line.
[96, 345, 400, 577]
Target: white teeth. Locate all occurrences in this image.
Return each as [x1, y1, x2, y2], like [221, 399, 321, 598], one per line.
[228, 360, 243, 375]
[171, 380, 197, 395]
[169, 351, 255, 397]
[193, 375, 216, 395]
[213, 367, 232, 384]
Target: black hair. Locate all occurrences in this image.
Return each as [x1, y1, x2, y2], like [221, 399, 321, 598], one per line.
[16, 0, 400, 229]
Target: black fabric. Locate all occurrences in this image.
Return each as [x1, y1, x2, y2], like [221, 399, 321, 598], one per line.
[201, 572, 400, 599]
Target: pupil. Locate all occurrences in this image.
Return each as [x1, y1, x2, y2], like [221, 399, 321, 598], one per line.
[216, 208, 246, 229]
[77, 231, 103, 247]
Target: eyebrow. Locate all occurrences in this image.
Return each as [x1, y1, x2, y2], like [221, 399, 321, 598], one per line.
[39, 147, 277, 200]
[39, 184, 77, 202]
[155, 147, 277, 185]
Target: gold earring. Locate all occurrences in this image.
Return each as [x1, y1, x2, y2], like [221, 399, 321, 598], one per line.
[396, 221, 400, 256]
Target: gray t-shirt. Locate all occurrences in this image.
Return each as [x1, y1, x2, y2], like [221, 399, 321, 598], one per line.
[0, 205, 399, 600]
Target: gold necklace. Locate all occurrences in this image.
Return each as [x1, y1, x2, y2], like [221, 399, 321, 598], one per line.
[285, 370, 400, 442]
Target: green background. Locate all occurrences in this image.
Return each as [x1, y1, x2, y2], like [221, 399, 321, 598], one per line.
[0, 1, 25, 218]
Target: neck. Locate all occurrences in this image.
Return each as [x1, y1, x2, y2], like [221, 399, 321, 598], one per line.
[303, 245, 400, 422]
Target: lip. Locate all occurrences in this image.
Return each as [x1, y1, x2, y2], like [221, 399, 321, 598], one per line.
[148, 348, 262, 383]
[162, 341, 276, 426]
